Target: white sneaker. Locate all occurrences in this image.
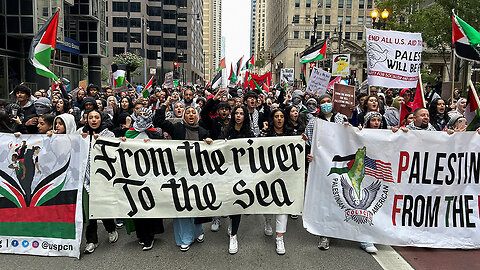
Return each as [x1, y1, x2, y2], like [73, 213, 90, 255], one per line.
[318, 236, 330, 250]
[108, 231, 118, 243]
[229, 235, 238, 254]
[196, 233, 205, 243]
[84, 243, 98, 254]
[211, 217, 220, 232]
[180, 244, 190, 252]
[264, 220, 273, 236]
[276, 236, 286, 255]
[360, 242, 378, 253]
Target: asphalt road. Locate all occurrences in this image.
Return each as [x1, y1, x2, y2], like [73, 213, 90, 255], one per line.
[0, 215, 383, 270]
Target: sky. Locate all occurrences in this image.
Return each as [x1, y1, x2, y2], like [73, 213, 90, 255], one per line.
[222, 0, 251, 72]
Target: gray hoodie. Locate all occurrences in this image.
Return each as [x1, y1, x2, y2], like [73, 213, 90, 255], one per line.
[54, 114, 77, 134]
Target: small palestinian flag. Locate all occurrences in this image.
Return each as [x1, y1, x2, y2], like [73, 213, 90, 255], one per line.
[28, 8, 60, 80]
[466, 80, 480, 131]
[211, 70, 222, 89]
[142, 76, 154, 98]
[113, 70, 125, 88]
[452, 12, 480, 62]
[217, 57, 226, 71]
[228, 63, 237, 83]
[247, 56, 255, 69]
[235, 56, 244, 75]
[300, 40, 327, 63]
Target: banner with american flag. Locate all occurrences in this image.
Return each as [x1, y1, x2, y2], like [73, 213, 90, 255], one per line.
[329, 154, 394, 183]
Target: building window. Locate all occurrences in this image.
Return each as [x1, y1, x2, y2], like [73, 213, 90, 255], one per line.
[325, 16, 330, 24]
[346, 16, 351, 25]
[345, 32, 350, 40]
[305, 31, 310, 40]
[112, 2, 141, 12]
[113, 17, 141, 28]
[325, 0, 331, 8]
[293, 15, 300, 24]
[113, 47, 125, 55]
[357, 32, 363, 40]
[367, 0, 373, 9]
[359, 0, 364, 9]
[358, 16, 364, 25]
[317, 31, 322, 39]
[317, 15, 323, 24]
[295, 0, 300, 8]
[346, 0, 352, 8]
[178, 27, 187, 36]
[366, 17, 372, 25]
[337, 16, 343, 25]
[294, 31, 299, 39]
[147, 6, 162, 16]
[338, 0, 344, 8]
[148, 21, 162, 31]
[324, 32, 330, 39]
[163, 24, 176, 33]
[306, 0, 311, 8]
[148, 36, 163, 45]
[113, 32, 126, 42]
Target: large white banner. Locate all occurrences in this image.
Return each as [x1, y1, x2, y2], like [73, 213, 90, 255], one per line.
[90, 137, 305, 219]
[366, 28, 422, 88]
[303, 120, 480, 249]
[0, 134, 89, 258]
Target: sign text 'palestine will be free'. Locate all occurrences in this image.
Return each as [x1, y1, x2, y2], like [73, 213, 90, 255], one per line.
[90, 137, 306, 219]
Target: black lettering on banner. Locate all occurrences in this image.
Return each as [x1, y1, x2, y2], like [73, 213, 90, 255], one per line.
[402, 195, 413, 226]
[211, 150, 227, 175]
[276, 145, 291, 171]
[113, 178, 146, 217]
[202, 183, 221, 210]
[445, 153, 456, 185]
[413, 195, 425, 227]
[233, 180, 254, 208]
[116, 148, 133, 178]
[230, 147, 246, 173]
[256, 181, 273, 206]
[452, 196, 464, 227]
[138, 187, 155, 210]
[271, 179, 294, 206]
[469, 153, 480, 184]
[433, 153, 446, 185]
[247, 139, 261, 173]
[409, 152, 420, 183]
[464, 195, 476, 228]
[134, 149, 150, 177]
[93, 139, 119, 180]
[160, 177, 221, 211]
[458, 153, 464, 184]
[288, 143, 304, 171]
[148, 147, 177, 176]
[421, 153, 431, 184]
[193, 142, 227, 175]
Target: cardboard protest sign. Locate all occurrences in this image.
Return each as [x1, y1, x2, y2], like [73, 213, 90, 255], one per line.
[306, 67, 332, 95]
[332, 54, 351, 77]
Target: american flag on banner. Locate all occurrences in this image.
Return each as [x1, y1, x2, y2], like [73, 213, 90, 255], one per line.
[364, 156, 394, 182]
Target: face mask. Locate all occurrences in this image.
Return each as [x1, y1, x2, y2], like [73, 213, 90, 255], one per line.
[292, 98, 301, 105]
[307, 104, 317, 113]
[320, 103, 333, 114]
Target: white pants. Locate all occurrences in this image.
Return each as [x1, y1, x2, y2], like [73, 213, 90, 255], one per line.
[264, 214, 288, 234]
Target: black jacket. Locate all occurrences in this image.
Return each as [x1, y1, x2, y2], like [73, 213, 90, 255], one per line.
[199, 98, 227, 140]
[153, 105, 210, 140]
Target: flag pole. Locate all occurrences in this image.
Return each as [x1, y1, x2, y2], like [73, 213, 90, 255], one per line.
[451, 50, 456, 102]
[50, 7, 60, 98]
[417, 70, 426, 107]
[468, 79, 480, 106]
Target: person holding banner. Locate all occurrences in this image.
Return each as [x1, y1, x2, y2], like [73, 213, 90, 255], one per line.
[428, 98, 449, 131]
[383, 96, 406, 128]
[79, 110, 119, 254]
[357, 95, 387, 129]
[219, 105, 253, 254]
[406, 107, 437, 131]
[153, 102, 213, 252]
[260, 108, 290, 255]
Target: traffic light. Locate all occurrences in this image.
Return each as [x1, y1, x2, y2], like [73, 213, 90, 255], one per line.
[173, 62, 179, 68]
[310, 62, 316, 69]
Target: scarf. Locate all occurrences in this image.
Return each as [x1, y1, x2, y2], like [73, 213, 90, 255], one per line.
[133, 107, 153, 132]
[182, 106, 200, 140]
[249, 109, 260, 137]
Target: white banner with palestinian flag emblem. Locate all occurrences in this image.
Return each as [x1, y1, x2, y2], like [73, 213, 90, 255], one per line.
[0, 134, 89, 258]
[303, 119, 480, 249]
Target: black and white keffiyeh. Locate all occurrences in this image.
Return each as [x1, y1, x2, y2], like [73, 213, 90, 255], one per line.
[133, 107, 154, 132]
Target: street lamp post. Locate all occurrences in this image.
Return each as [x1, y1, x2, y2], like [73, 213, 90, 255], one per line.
[371, 9, 389, 29]
[293, 51, 299, 87]
[334, 22, 343, 54]
[142, 17, 150, 85]
[292, 14, 320, 46]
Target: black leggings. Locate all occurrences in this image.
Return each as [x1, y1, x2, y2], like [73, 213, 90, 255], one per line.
[230, 215, 241, 236]
[85, 219, 116, 244]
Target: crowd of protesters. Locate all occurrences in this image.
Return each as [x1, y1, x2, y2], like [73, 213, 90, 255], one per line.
[2, 78, 479, 256]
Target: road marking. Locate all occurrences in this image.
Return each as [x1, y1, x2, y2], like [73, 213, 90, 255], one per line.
[372, 245, 414, 270]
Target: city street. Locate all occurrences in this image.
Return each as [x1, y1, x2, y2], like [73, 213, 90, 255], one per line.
[1, 215, 478, 270]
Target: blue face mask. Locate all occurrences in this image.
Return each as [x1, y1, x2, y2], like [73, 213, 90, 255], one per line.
[320, 103, 333, 114]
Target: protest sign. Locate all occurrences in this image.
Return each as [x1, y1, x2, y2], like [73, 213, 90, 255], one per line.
[332, 54, 350, 77]
[78, 80, 87, 90]
[303, 120, 480, 249]
[333, 84, 355, 118]
[306, 67, 331, 95]
[164, 71, 174, 88]
[366, 29, 422, 88]
[280, 68, 294, 85]
[0, 135, 89, 258]
[90, 136, 306, 219]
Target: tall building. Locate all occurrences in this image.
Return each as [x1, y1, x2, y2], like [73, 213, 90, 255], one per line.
[250, 0, 257, 58]
[266, 0, 376, 83]
[0, 0, 106, 97]
[202, 0, 222, 82]
[104, 0, 204, 85]
[253, 0, 266, 62]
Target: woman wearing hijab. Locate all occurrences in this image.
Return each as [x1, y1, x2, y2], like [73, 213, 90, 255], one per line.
[153, 101, 213, 252]
[428, 98, 449, 131]
[122, 107, 164, 251]
[383, 96, 407, 128]
[285, 105, 306, 136]
[78, 110, 118, 254]
[219, 105, 253, 254]
[448, 97, 467, 119]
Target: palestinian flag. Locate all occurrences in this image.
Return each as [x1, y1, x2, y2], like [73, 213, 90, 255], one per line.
[228, 63, 237, 83]
[125, 127, 158, 138]
[300, 64, 307, 86]
[113, 70, 125, 88]
[411, 73, 426, 111]
[452, 13, 480, 62]
[211, 70, 222, 89]
[142, 76, 154, 98]
[300, 40, 327, 63]
[262, 83, 269, 92]
[235, 56, 244, 75]
[328, 154, 394, 182]
[247, 56, 255, 69]
[328, 154, 356, 175]
[28, 8, 60, 80]
[217, 57, 226, 71]
[466, 80, 480, 131]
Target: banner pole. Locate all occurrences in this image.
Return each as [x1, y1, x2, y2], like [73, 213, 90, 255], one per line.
[451, 51, 456, 102]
